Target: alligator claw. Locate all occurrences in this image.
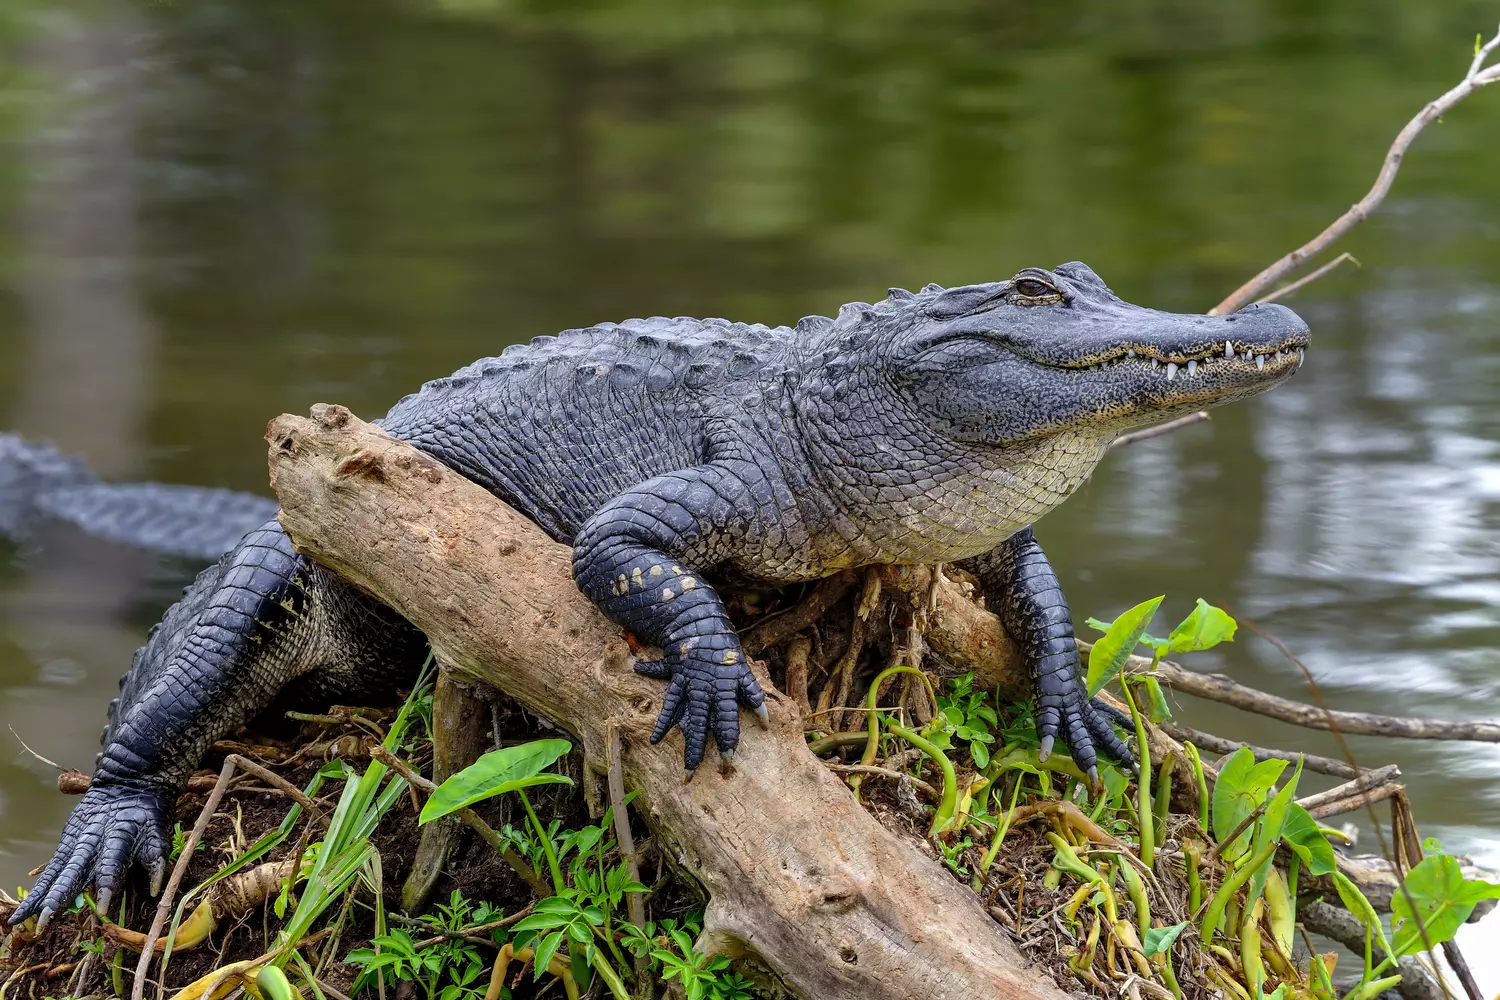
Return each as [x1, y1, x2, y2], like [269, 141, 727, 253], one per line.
[10, 782, 170, 926]
[1034, 686, 1137, 778]
[642, 644, 766, 773]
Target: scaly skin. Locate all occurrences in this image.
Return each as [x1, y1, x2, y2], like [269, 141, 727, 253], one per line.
[11, 262, 1310, 925]
[1, 432, 279, 559]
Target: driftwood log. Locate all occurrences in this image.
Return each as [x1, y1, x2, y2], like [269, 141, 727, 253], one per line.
[266, 404, 1066, 1000]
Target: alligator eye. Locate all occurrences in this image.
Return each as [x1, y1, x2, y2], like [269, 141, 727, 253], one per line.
[1013, 278, 1058, 300]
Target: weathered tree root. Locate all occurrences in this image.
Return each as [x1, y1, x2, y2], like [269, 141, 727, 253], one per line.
[267, 405, 1068, 1000]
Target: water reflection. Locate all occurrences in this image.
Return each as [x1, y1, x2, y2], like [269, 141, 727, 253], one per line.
[1, 0, 1499, 983]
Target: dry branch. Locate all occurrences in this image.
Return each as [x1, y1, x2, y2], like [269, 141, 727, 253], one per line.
[266, 405, 1067, 1000]
[1212, 23, 1500, 314]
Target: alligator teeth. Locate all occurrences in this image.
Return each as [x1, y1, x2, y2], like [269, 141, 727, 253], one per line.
[1255, 355, 1266, 371]
[1150, 358, 1160, 370]
[1225, 341, 1234, 359]
[1165, 362, 1178, 380]
[1186, 360, 1197, 376]
[1243, 349, 1254, 361]
[1297, 348, 1305, 363]
[1127, 348, 1136, 359]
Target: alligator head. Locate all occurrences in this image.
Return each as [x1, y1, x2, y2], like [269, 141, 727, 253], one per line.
[794, 261, 1310, 561]
[871, 261, 1311, 444]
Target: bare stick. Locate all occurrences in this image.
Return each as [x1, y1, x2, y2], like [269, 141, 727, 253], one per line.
[1295, 765, 1401, 814]
[1213, 25, 1500, 315]
[1305, 781, 1403, 821]
[606, 725, 651, 994]
[1110, 412, 1209, 450]
[820, 762, 939, 800]
[133, 757, 238, 1000]
[1254, 252, 1360, 306]
[1091, 641, 1500, 743]
[1157, 723, 1364, 778]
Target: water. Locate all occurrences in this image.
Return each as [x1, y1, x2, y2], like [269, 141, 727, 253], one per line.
[2, 0, 1499, 982]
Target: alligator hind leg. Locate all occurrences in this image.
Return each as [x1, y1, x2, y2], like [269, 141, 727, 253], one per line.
[961, 526, 1136, 781]
[10, 520, 420, 926]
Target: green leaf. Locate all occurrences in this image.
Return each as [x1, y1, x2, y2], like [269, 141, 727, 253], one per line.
[1211, 748, 1286, 861]
[420, 739, 573, 824]
[1166, 599, 1237, 653]
[1085, 596, 1164, 696]
[1391, 851, 1500, 956]
[1333, 871, 1393, 960]
[533, 930, 565, 981]
[1479, 32, 1485, 56]
[971, 740, 990, 770]
[1143, 674, 1172, 723]
[1142, 920, 1189, 956]
[1282, 803, 1337, 876]
[1248, 757, 1302, 899]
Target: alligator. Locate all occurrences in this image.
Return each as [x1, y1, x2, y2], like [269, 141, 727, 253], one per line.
[1, 433, 279, 560]
[10, 262, 1309, 926]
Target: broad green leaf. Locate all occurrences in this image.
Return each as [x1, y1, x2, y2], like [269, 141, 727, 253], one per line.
[1085, 596, 1163, 696]
[533, 930, 565, 982]
[419, 738, 573, 824]
[972, 740, 990, 770]
[1282, 804, 1337, 876]
[1166, 599, 1237, 653]
[1334, 871, 1393, 960]
[1085, 618, 1166, 649]
[1142, 920, 1189, 956]
[1143, 674, 1172, 723]
[1211, 748, 1286, 861]
[1249, 757, 1303, 899]
[1391, 851, 1500, 956]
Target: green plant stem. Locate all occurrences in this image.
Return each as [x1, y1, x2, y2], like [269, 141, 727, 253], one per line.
[1121, 679, 1154, 868]
[853, 666, 937, 800]
[978, 776, 1025, 878]
[886, 720, 958, 836]
[1153, 753, 1174, 850]
[1184, 742, 1210, 835]
[518, 790, 566, 895]
[1201, 842, 1277, 941]
[1119, 858, 1150, 938]
[588, 948, 630, 1000]
[1186, 844, 1203, 915]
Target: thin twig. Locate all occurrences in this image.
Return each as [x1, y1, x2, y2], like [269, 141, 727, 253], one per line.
[1110, 412, 1210, 449]
[1158, 723, 1365, 778]
[226, 755, 326, 821]
[133, 757, 238, 1000]
[1295, 765, 1401, 814]
[7, 726, 68, 772]
[820, 762, 939, 799]
[1254, 252, 1360, 305]
[1213, 25, 1500, 315]
[1089, 638, 1500, 743]
[606, 725, 651, 993]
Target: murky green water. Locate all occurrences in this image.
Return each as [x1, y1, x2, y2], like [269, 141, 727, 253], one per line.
[2, 0, 1499, 980]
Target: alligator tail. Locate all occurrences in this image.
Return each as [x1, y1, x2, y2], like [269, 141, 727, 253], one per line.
[0, 432, 279, 560]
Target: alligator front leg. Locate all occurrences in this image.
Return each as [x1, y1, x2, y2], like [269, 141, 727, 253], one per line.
[572, 462, 771, 775]
[9, 521, 417, 927]
[961, 526, 1135, 781]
